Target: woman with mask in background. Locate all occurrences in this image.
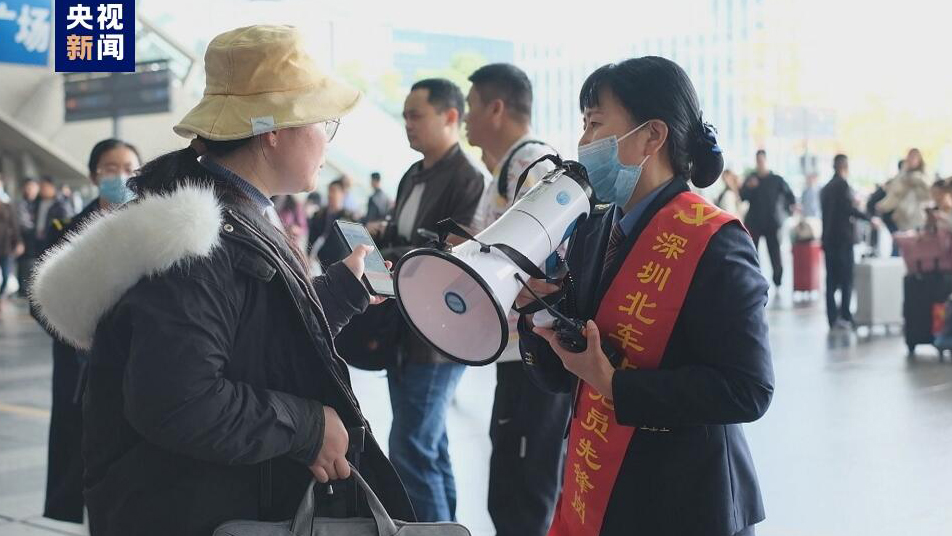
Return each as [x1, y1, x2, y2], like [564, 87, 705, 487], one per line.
[31, 138, 141, 524]
[517, 57, 774, 536]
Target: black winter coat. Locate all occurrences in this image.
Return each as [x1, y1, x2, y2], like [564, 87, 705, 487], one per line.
[31, 182, 414, 536]
[519, 178, 774, 536]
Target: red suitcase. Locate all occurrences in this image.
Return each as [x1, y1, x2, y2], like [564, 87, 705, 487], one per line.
[793, 240, 822, 293]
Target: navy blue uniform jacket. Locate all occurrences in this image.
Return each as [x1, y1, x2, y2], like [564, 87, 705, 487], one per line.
[519, 178, 774, 536]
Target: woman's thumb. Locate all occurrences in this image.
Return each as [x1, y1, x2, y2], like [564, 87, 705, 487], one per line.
[586, 320, 601, 346]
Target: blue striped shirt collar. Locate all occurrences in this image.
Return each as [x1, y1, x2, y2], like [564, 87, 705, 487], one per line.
[200, 157, 273, 213]
[618, 179, 672, 237]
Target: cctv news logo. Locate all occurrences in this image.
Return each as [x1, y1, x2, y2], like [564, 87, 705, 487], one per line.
[55, 0, 134, 72]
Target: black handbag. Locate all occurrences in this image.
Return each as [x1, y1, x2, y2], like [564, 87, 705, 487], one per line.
[335, 299, 403, 371]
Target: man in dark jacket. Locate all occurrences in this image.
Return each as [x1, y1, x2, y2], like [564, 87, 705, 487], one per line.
[376, 78, 486, 522]
[34, 176, 73, 255]
[740, 150, 796, 288]
[821, 154, 871, 329]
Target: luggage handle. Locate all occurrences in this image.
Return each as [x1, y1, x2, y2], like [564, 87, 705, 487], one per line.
[291, 463, 398, 536]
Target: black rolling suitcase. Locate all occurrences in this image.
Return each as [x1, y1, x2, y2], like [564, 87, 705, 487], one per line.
[903, 270, 952, 356]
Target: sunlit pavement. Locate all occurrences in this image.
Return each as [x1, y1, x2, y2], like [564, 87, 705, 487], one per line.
[2, 290, 951, 536]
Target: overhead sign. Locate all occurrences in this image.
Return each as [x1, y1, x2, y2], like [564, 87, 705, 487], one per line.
[773, 106, 837, 139]
[64, 60, 171, 122]
[0, 0, 51, 66]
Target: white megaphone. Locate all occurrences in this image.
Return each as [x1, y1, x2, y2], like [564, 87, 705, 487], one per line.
[393, 156, 594, 365]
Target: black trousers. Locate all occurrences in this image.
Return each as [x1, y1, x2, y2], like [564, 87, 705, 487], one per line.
[16, 256, 35, 296]
[750, 228, 783, 287]
[489, 362, 572, 536]
[824, 245, 854, 327]
[44, 343, 86, 523]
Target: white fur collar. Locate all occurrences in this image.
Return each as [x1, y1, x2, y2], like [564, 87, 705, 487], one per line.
[31, 185, 223, 350]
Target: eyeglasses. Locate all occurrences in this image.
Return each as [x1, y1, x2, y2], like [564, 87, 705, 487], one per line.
[96, 163, 137, 175]
[324, 119, 340, 142]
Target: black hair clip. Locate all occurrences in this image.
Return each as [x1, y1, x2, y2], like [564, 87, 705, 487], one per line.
[698, 121, 722, 154]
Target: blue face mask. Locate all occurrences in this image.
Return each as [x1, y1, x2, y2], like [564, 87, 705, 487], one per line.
[577, 121, 651, 207]
[99, 175, 135, 205]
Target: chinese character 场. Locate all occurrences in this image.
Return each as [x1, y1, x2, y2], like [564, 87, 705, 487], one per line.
[674, 203, 722, 227]
[637, 261, 671, 292]
[652, 232, 687, 260]
[574, 463, 594, 494]
[581, 407, 610, 443]
[66, 4, 93, 30]
[572, 491, 586, 525]
[588, 390, 616, 411]
[14, 5, 50, 53]
[98, 34, 123, 60]
[576, 437, 602, 471]
[97, 3, 123, 30]
[618, 292, 657, 326]
[608, 323, 645, 352]
[66, 34, 93, 60]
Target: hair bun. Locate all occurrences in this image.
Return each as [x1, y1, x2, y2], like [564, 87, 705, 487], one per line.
[690, 121, 724, 188]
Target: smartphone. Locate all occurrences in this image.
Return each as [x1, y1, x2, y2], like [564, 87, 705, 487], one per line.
[334, 220, 394, 297]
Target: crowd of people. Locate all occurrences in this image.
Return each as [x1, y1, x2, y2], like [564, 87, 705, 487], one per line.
[712, 147, 952, 330]
[0, 174, 85, 311]
[1, 20, 940, 536]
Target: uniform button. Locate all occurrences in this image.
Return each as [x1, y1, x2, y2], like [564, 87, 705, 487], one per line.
[223, 224, 234, 233]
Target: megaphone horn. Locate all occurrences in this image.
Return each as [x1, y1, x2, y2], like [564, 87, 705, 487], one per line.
[393, 158, 594, 365]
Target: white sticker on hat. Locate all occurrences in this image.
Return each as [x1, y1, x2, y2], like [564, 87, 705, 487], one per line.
[251, 116, 276, 135]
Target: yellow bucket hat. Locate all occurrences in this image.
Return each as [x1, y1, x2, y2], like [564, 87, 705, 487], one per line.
[173, 25, 361, 141]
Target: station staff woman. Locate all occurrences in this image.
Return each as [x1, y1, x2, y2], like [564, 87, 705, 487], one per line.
[518, 57, 774, 536]
[32, 25, 413, 536]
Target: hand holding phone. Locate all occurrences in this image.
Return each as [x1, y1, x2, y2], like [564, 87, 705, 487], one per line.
[334, 221, 395, 297]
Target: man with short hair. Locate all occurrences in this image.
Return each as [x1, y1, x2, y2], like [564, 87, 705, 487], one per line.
[35, 176, 72, 255]
[741, 150, 796, 289]
[464, 62, 572, 536]
[364, 172, 391, 224]
[378, 78, 486, 522]
[821, 154, 870, 330]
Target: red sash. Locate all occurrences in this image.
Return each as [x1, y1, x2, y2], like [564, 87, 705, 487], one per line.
[547, 192, 737, 536]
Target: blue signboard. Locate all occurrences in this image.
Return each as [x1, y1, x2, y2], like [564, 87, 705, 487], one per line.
[0, 0, 52, 66]
[54, 0, 134, 72]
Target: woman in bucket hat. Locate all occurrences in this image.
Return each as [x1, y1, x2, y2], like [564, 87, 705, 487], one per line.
[31, 25, 415, 536]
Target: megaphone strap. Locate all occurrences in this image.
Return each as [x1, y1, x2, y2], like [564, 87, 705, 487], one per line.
[436, 218, 547, 279]
[435, 218, 568, 315]
[511, 154, 565, 207]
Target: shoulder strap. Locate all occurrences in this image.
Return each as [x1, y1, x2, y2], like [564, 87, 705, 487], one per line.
[497, 140, 551, 198]
[434, 217, 567, 314]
